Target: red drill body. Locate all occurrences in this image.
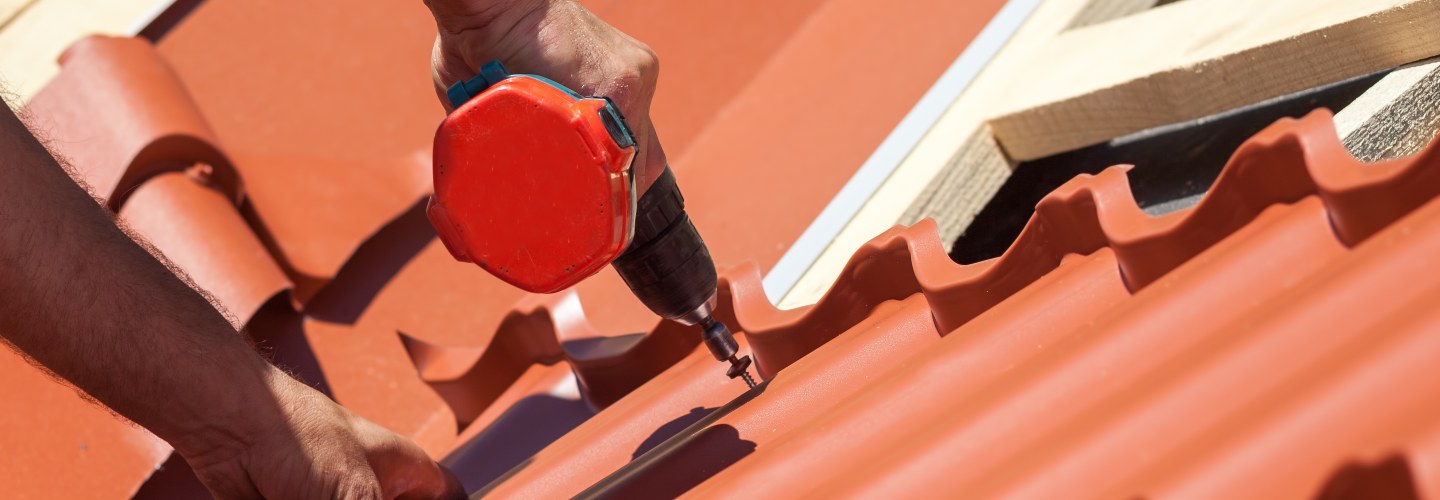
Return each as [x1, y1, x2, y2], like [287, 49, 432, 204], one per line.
[428, 61, 755, 387]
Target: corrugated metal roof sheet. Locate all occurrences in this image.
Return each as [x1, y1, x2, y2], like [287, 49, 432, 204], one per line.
[12, 0, 1440, 497]
[434, 111, 1440, 498]
[8, 0, 1008, 495]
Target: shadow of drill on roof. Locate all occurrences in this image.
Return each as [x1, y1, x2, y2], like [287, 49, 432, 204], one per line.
[633, 406, 715, 459]
[573, 382, 768, 498]
[589, 423, 754, 498]
[1313, 453, 1419, 500]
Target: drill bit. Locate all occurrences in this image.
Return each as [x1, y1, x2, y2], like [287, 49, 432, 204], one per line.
[700, 316, 758, 389]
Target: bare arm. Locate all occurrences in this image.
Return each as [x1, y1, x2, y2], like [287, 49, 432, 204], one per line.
[0, 103, 459, 497]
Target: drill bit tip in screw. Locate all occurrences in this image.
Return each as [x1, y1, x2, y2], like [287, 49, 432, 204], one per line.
[700, 316, 758, 389]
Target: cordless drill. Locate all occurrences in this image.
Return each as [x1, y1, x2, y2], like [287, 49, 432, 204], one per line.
[427, 61, 755, 387]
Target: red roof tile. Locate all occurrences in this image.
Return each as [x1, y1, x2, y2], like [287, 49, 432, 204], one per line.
[25, 36, 237, 208]
[120, 171, 289, 325]
[466, 111, 1440, 497]
[15, 0, 1440, 497]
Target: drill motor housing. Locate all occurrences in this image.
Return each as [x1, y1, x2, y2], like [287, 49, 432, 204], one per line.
[428, 61, 719, 327]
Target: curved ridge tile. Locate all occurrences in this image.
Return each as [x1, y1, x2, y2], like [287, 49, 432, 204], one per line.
[24, 36, 238, 209]
[120, 171, 290, 327]
[409, 222, 951, 419]
[920, 170, 1124, 333]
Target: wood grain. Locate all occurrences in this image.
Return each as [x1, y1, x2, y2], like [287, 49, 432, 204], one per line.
[991, 0, 1440, 161]
[1335, 57, 1440, 162]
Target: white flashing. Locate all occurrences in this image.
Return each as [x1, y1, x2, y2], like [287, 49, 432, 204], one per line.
[760, 0, 1043, 304]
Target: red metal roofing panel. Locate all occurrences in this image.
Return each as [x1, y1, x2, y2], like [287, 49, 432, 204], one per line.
[0, 348, 171, 498]
[13, 0, 1439, 496]
[440, 111, 1440, 496]
[119, 171, 290, 325]
[24, 36, 237, 208]
[149, 0, 1007, 337]
[575, 0, 833, 156]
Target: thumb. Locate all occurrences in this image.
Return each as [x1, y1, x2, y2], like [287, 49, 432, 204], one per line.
[357, 423, 466, 499]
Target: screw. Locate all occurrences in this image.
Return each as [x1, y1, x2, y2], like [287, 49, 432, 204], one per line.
[726, 354, 757, 389]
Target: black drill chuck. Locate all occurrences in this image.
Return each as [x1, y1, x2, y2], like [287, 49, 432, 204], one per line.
[613, 166, 755, 387]
[612, 166, 716, 322]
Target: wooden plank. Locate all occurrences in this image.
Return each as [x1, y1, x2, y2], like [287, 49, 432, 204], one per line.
[1064, 0, 1157, 30]
[991, 0, 1440, 162]
[776, 0, 1097, 309]
[951, 72, 1385, 263]
[762, 0, 1045, 303]
[0, 0, 37, 28]
[0, 0, 166, 107]
[1335, 57, 1440, 162]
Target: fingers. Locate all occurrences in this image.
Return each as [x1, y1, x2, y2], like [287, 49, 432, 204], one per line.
[356, 420, 467, 499]
[425, 0, 668, 193]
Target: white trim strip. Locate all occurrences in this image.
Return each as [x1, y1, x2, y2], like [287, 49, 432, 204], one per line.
[126, 0, 179, 36]
[761, 0, 1043, 304]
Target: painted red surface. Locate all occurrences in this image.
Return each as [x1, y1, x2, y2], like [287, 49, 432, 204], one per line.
[466, 111, 1440, 497]
[11, 0, 1003, 493]
[14, 0, 1438, 497]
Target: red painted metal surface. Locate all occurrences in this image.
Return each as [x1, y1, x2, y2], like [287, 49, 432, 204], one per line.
[448, 111, 1440, 497]
[15, 0, 979, 490]
[19, 0, 1440, 497]
[119, 171, 291, 325]
[24, 36, 237, 208]
[0, 348, 171, 498]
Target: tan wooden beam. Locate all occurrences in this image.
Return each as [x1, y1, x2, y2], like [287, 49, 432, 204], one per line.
[990, 0, 1440, 162]
[1064, 0, 1157, 30]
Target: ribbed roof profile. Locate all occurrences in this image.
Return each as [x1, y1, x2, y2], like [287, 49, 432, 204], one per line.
[437, 110, 1440, 498]
[11, 0, 1440, 496]
[6, 0, 1011, 495]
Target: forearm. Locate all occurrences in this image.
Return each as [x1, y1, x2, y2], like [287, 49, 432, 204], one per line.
[0, 104, 279, 455]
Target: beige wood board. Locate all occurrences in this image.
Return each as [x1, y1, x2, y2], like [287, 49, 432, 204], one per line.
[0, 0, 164, 107]
[0, 0, 37, 28]
[1064, 0, 1156, 30]
[991, 0, 1440, 161]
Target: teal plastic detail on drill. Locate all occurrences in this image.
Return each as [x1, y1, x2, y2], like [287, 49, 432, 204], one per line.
[443, 60, 635, 148]
[445, 60, 513, 109]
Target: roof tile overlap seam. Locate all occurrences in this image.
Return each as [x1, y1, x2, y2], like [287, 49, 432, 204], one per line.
[26, 36, 242, 210]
